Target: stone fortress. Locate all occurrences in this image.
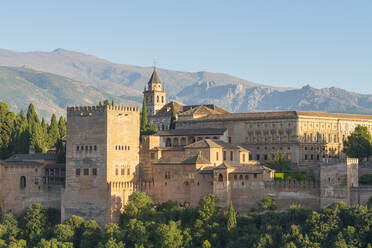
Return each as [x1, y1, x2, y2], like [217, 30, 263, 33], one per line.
[0, 68, 372, 226]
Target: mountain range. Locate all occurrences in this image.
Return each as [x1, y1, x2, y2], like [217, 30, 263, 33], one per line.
[0, 48, 371, 118]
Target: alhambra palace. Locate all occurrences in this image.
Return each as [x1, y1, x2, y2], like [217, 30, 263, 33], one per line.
[2, 68, 372, 226]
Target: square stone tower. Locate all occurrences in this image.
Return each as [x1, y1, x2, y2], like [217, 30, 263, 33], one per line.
[143, 68, 166, 116]
[61, 105, 140, 226]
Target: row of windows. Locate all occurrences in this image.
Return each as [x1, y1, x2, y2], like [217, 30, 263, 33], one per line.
[76, 145, 97, 151]
[232, 174, 258, 180]
[146, 95, 165, 104]
[115, 145, 131, 151]
[115, 168, 131, 176]
[76, 168, 98, 176]
[257, 146, 290, 151]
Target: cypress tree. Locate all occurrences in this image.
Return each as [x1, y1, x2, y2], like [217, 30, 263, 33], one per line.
[111, 99, 114, 106]
[103, 100, 110, 106]
[41, 117, 48, 147]
[140, 98, 148, 133]
[98, 101, 102, 107]
[47, 114, 60, 148]
[226, 201, 237, 232]
[13, 110, 29, 154]
[169, 104, 177, 129]
[0, 102, 16, 159]
[26, 104, 46, 153]
[58, 116, 66, 138]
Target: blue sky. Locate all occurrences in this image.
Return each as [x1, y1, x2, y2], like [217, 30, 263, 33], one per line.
[1, 1, 371, 93]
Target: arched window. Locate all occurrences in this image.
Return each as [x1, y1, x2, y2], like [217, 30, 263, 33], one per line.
[166, 138, 172, 147]
[20, 176, 26, 189]
[157, 96, 159, 103]
[239, 175, 243, 180]
[218, 173, 223, 182]
[162, 96, 164, 103]
[180, 137, 186, 146]
[162, 124, 165, 130]
[245, 175, 249, 180]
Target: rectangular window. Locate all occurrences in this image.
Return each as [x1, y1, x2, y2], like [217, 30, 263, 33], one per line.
[83, 168, 89, 176]
[121, 168, 125, 175]
[249, 153, 252, 160]
[305, 154, 308, 160]
[93, 168, 97, 176]
[127, 168, 130, 175]
[223, 151, 226, 160]
[216, 152, 219, 160]
[76, 169, 80, 176]
[151, 153, 155, 159]
[256, 154, 260, 160]
[264, 154, 268, 160]
[334, 134, 337, 143]
[242, 154, 245, 162]
[115, 168, 118, 176]
[311, 154, 314, 160]
[230, 151, 233, 161]
[228, 137, 232, 143]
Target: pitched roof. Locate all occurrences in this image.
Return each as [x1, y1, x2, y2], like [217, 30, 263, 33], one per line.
[5, 153, 57, 162]
[154, 153, 211, 165]
[215, 162, 273, 173]
[156, 128, 227, 136]
[45, 163, 66, 169]
[1, 160, 44, 166]
[185, 139, 248, 150]
[178, 110, 372, 122]
[147, 68, 162, 86]
[154, 101, 230, 117]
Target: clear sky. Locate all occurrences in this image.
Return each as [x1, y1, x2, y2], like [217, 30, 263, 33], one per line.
[1, 1, 371, 93]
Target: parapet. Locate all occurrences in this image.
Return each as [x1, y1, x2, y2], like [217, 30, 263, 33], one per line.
[67, 105, 140, 115]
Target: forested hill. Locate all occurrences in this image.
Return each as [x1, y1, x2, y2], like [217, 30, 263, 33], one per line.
[0, 66, 135, 118]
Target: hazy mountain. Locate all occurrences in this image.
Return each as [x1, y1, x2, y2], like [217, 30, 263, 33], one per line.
[1, 48, 372, 115]
[0, 66, 135, 118]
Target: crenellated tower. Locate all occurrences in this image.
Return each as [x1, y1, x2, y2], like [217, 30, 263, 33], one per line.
[143, 68, 166, 116]
[62, 105, 140, 226]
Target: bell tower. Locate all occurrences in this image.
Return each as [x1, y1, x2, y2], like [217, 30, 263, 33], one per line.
[143, 67, 166, 116]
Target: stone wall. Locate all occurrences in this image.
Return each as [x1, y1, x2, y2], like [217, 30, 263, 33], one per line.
[1, 165, 62, 215]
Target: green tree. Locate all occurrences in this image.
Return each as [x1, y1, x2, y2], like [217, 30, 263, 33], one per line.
[226, 201, 237, 232]
[26, 104, 46, 153]
[79, 220, 102, 248]
[111, 100, 115, 106]
[169, 104, 177, 130]
[1, 212, 19, 242]
[53, 224, 74, 243]
[7, 239, 27, 248]
[35, 238, 73, 248]
[343, 125, 372, 160]
[12, 110, 29, 154]
[121, 192, 155, 222]
[258, 195, 277, 211]
[155, 221, 183, 248]
[63, 215, 85, 247]
[58, 116, 66, 138]
[98, 238, 124, 248]
[103, 100, 110, 106]
[99, 101, 103, 107]
[267, 150, 291, 172]
[0, 102, 16, 159]
[22, 203, 48, 245]
[140, 98, 148, 133]
[47, 114, 60, 148]
[197, 194, 220, 223]
[201, 240, 211, 248]
[144, 122, 158, 135]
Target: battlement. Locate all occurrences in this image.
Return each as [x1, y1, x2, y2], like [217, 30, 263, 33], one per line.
[67, 105, 140, 113]
[265, 180, 319, 189]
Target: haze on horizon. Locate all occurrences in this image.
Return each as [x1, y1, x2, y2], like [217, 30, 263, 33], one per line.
[1, 1, 371, 94]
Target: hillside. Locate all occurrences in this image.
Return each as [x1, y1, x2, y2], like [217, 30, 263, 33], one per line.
[1, 48, 372, 115]
[0, 66, 135, 117]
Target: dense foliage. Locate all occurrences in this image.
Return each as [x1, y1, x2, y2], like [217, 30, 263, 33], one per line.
[5, 193, 372, 248]
[343, 125, 372, 160]
[0, 102, 66, 159]
[267, 151, 290, 172]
